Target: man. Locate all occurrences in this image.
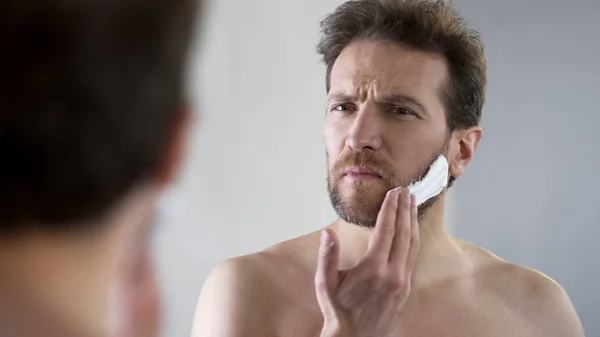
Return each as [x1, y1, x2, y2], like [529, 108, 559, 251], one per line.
[0, 0, 198, 336]
[192, 1, 584, 336]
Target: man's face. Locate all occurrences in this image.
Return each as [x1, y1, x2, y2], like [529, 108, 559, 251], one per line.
[325, 39, 451, 228]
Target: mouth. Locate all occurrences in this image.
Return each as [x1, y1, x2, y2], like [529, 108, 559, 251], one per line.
[343, 166, 383, 181]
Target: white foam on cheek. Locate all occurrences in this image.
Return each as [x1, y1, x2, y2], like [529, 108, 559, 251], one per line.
[407, 155, 449, 206]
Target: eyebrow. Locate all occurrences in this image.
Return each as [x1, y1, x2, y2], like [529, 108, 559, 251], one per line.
[327, 92, 428, 114]
[327, 93, 355, 104]
[378, 94, 427, 114]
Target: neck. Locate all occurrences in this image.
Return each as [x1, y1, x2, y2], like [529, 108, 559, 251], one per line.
[328, 192, 468, 289]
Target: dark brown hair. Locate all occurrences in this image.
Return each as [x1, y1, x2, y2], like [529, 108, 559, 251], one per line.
[0, 0, 198, 232]
[317, 0, 486, 131]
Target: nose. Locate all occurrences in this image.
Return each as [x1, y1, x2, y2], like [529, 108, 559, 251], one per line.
[345, 109, 382, 152]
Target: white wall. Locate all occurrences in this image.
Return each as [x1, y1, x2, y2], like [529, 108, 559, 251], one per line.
[154, 0, 599, 336]
[154, 1, 344, 336]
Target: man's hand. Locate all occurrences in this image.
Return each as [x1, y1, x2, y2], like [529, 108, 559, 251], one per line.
[315, 187, 419, 337]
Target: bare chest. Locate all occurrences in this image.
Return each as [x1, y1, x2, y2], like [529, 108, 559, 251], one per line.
[397, 300, 532, 337]
[272, 289, 532, 337]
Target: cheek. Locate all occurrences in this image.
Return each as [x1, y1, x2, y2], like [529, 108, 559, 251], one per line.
[325, 140, 343, 171]
[386, 127, 444, 165]
[108, 249, 161, 337]
[386, 133, 425, 159]
[324, 118, 346, 162]
[107, 274, 128, 336]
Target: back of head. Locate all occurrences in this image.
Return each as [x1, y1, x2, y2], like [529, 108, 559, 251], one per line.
[0, 1, 198, 336]
[0, 0, 197, 233]
[317, 0, 486, 132]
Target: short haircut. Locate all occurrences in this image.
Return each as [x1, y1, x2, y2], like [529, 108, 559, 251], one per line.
[317, 0, 486, 131]
[0, 0, 198, 232]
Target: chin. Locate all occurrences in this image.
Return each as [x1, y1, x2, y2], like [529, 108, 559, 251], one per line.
[332, 183, 389, 229]
[344, 178, 391, 199]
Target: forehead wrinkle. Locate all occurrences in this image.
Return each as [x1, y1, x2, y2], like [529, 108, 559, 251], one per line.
[350, 79, 389, 103]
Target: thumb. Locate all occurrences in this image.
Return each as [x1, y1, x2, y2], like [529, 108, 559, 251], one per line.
[315, 229, 339, 318]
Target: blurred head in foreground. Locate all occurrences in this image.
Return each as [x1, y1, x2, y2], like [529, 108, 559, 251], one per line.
[0, 0, 199, 336]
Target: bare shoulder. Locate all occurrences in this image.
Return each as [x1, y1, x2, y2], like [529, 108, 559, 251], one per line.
[459, 240, 585, 337]
[494, 263, 584, 336]
[191, 253, 280, 337]
[196, 233, 316, 302]
[191, 235, 317, 337]
[200, 253, 276, 301]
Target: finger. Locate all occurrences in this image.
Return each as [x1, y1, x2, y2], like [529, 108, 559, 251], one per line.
[315, 229, 340, 319]
[364, 188, 400, 261]
[388, 188, 412, 272]
[405, 194, 420, 275]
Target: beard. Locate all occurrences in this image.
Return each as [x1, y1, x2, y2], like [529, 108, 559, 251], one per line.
[327, 141, 449, 228]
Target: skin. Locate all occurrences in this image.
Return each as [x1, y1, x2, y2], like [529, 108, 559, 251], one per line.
[191, 40, 585, 337]
[0, 107, 190, 337]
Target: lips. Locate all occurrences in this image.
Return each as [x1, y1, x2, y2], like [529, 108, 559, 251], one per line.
[343, 166, 383, 179]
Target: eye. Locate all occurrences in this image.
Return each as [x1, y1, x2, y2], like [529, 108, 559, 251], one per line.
[331, 104, 353, 112]
[390, 107, 415, 116]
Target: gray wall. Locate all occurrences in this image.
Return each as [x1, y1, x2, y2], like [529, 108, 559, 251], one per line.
[453, 0, 600, 335]
[154, 1, 600, 336]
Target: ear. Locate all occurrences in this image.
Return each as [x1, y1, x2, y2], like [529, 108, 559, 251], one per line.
[155, 104, 192, 188]
[448, 126, 482, 179]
